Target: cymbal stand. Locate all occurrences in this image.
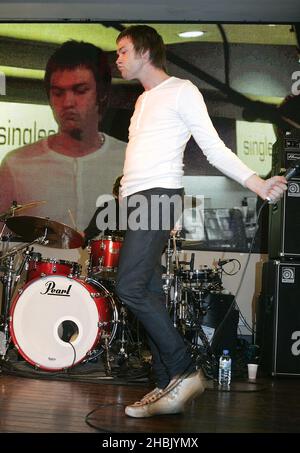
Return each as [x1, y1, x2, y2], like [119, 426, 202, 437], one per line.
[102, 334, 112, 376]
[0, 254, 14, 358]
[117, 303, 129, 360]
[0, 222, 6, 242]
[165, 235, 192, 328]
[0, 236, 49, 358]
[162, 237, 174, 308]
[0, 235, 48, 262]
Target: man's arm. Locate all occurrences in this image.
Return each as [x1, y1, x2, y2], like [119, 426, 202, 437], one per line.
[179, 82, 287, 199]
[244, 174, 287, 202]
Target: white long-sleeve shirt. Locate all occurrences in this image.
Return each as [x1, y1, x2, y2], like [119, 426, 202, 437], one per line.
[121, 76, 255, 198]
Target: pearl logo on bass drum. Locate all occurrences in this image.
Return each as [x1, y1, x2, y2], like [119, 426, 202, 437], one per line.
[281, 267, 295, 284]
[40, 280, 72, 296]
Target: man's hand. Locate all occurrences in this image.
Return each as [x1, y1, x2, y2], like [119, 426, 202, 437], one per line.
[245, 174, 287, 203]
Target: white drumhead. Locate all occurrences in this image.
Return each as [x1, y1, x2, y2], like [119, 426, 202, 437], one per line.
[10, 276, 101, 370]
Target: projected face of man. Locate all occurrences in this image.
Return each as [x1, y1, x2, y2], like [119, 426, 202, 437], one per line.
[49, 66, 99, 140]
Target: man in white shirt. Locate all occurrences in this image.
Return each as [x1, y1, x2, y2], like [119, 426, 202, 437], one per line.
[115, 25, 287, 418]
[0, 41, 126, 231]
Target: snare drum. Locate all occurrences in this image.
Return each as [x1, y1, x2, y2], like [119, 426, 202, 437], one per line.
[27, 255, 81, 283]
[90, 235, 123, 272]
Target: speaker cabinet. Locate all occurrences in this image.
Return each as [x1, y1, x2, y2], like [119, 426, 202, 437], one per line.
[269, 130, 300, 258]
[256, 260, 300, 376]
[268, 179, 300, 259]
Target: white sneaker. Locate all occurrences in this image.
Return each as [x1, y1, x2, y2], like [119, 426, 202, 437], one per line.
[125, 370, 205, 418]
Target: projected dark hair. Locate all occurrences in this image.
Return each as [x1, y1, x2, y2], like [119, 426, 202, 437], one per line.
[44, 40, 112, 114]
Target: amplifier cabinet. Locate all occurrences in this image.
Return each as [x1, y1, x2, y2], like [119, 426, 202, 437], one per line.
[268, 179, 300, 258]
[256, 260, 300, 376]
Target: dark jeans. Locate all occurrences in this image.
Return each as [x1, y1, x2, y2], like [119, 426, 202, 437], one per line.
[115, 188, 195, 388]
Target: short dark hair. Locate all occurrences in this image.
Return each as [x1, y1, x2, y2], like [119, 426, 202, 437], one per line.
[44, 40, 111, 114]
[117, 25, 166, 70]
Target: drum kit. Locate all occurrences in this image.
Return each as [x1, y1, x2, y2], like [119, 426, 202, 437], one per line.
[0, 203, 127, 374]
[0, 202, 225, 379]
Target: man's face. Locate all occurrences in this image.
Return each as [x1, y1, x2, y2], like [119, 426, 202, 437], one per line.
[49, 66, 99, 136]
[116, 36, 146, 81]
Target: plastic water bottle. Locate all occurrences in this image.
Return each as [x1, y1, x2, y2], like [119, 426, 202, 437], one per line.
[218, 349, 232, 387]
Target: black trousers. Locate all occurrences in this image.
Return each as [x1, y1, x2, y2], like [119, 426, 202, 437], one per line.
[115, 188, 194, 388]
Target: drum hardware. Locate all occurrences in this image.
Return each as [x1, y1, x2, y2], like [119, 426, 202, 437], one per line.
[163, 236, 221, 378]
[0, 222, 7, 243]
[0, 200, 47, 223]
[114, 303, 140, 363]
[98, 320, 111, 328]
[162, 236, 175, 294]
[0, 226, 150, 377]
[118, 304, 129, 360]
[101, 332, 116, 376]
[0, 235, 49, 262]
[169, 276, 218, 379]
[6, 215, 84, 249]
[103, 300, 148, 370]
[162, 234, 186, 300]
[0, 236, 50, 359]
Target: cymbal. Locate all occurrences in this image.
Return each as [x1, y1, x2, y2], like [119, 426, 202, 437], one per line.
[0, 201, 47, 221]
[6, 216, 83, 249]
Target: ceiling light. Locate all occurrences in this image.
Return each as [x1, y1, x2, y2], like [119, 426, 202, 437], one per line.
[178, 30, 205, 38]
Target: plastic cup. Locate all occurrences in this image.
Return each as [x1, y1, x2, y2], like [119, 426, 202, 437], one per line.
[247, 363, 258, 381]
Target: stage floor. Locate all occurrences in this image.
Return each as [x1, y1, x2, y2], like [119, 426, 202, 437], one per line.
[1, 368, 300, 435]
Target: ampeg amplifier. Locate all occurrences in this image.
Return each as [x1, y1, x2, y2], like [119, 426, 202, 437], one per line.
[256, 260, 300, 376]
[272, 130, 300, 176]
[268, 179, 300, 258]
